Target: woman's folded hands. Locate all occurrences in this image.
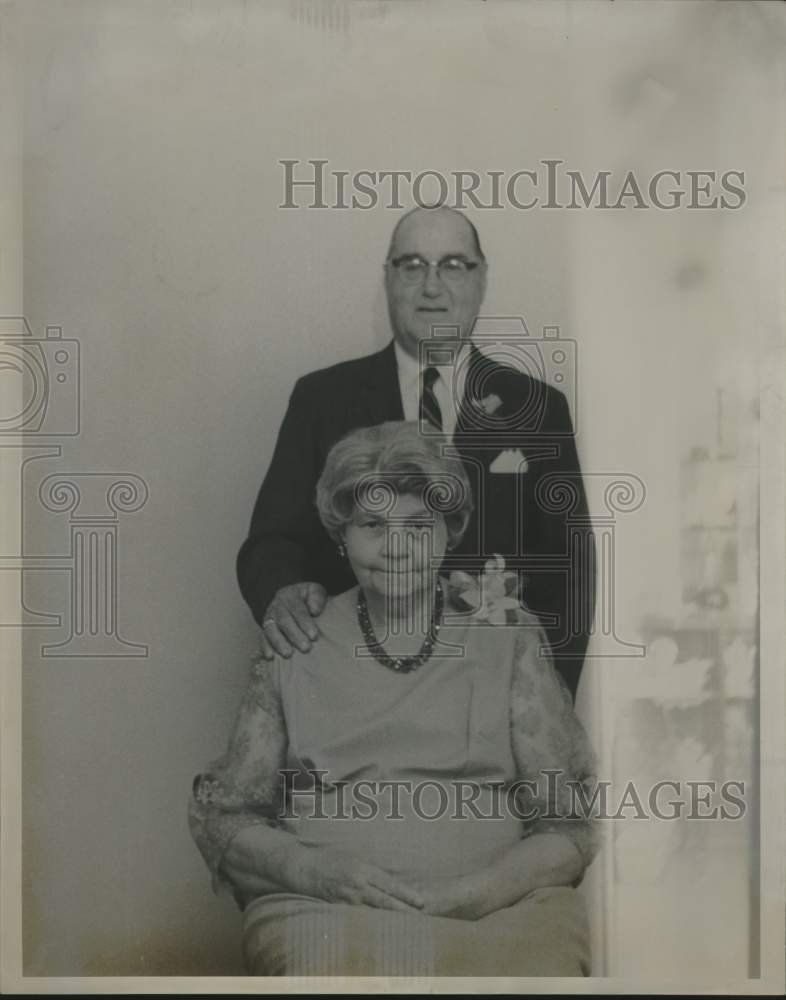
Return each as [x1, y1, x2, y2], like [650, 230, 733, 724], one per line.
[222, 823, 583, 921]
[286, 846, 509, 920]
[283, 845, 426, 913]
[409, 869, 505, 921]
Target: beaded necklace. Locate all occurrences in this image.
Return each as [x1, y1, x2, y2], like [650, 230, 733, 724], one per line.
[356, 580, 444, 673]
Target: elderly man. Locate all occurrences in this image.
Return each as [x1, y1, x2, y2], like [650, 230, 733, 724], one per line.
[237, 206, 594, 697]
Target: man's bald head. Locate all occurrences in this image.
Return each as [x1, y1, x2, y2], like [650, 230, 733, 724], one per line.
[386, 205, 485, 262]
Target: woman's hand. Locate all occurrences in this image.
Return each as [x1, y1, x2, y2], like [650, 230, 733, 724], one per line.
[413, 831, 586, 921]
[287, 845, 425, 914]
[221, 828, 425, 913]
[412, 871, 504, 921]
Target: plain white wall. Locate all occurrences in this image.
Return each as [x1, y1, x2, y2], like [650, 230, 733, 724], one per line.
[17, 0, 781, 978]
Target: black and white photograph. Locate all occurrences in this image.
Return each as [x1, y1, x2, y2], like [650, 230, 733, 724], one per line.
[1, 0, 784, 992]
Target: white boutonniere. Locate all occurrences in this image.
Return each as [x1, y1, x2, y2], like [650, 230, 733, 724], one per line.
[473, 392, 503, 416]
[448, 554, 521, 624]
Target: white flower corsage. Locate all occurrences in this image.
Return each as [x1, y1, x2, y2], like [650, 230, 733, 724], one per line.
[448, 554, 521, 624]
[193, 774, 222, 806]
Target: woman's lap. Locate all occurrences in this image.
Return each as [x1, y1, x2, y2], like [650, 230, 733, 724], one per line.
[242, 886, 590, 977]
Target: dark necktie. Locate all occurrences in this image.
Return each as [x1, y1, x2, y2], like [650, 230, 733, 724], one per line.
[419, 366, 443, 431]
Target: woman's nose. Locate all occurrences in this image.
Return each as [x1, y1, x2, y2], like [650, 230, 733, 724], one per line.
[380, 529, 405, 559]
[381, 528, 430, 559]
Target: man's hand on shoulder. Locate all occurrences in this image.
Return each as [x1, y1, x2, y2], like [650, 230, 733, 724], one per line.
[258, 582, 327, 660]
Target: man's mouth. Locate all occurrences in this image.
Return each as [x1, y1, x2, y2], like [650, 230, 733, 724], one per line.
[417, 306, 448, 313]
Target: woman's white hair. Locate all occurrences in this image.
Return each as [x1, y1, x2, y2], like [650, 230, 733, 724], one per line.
[316, 421, 473, 548]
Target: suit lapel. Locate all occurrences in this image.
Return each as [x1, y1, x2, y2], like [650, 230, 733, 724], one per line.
[456, 343, 511, 434]
[356, 340, 404, 426]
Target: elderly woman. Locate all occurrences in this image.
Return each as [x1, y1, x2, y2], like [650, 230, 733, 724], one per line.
[189, 421, 598, 977]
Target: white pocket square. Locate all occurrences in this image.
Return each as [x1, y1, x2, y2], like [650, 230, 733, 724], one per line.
[489, 448, 529, 474]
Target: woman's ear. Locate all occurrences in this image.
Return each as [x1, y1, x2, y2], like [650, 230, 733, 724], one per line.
[448, 510, 471, 549]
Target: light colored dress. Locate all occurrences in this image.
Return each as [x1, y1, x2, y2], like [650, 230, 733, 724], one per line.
[189, 587, 598, 976]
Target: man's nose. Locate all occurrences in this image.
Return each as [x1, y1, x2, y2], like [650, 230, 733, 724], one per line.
[421, 263, 444, 297]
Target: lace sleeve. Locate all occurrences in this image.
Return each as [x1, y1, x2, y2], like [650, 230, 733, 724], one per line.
[187, 656, 288, 894]
[508, 616, 601, 872]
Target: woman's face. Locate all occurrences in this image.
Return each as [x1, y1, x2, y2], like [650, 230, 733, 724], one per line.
[343, 492, 448, 603]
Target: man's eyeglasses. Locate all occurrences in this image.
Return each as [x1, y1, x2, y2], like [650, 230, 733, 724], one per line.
[388, 254, 481, 285]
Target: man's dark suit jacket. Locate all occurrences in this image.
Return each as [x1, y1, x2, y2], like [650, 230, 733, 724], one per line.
[237, 340, 595, 699]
